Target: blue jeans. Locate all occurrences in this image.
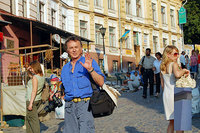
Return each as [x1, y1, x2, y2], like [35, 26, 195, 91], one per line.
[63, 100, 95, 133]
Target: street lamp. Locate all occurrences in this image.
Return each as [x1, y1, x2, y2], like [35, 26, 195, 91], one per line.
[99, 26, 106, 73]
[100, 26, 106, 55]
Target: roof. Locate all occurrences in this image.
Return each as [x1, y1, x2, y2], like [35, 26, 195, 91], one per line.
[0, 19, 12, 26]
[0, 10, 93, 43]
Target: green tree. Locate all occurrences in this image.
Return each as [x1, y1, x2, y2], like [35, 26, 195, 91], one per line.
[183, 0, 200, 44]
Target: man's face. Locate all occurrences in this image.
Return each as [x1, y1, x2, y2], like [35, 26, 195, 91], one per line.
[146, 50, 150, 56]
[66, 40, 82, 60]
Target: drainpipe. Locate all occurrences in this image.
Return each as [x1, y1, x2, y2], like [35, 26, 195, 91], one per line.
[118, 0, 122, 72]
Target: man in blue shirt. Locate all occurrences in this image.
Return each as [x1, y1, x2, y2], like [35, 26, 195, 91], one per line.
[60, 36, 105, 133]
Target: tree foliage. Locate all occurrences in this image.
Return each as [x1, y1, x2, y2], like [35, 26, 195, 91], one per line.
[183, 0, 200, 44]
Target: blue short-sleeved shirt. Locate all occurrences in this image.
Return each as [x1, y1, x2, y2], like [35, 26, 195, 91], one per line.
[61, 56, 106, 101]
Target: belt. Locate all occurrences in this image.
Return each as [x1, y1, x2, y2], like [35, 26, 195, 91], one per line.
[71, 97, 90, 103]
[144, 69, 152, 71]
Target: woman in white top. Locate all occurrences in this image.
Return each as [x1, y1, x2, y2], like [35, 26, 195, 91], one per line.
[160, 45, 189, 133]
[153, 52, 162, 97]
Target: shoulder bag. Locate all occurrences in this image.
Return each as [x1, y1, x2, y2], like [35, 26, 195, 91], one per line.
[89, 76, 120, 118]
[140, 56, 145, 75]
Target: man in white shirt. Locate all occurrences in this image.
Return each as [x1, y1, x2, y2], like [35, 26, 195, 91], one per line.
[180, 51, 186, 69]
[128, 71, 141, 92]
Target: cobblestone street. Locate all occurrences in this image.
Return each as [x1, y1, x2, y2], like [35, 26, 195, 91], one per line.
[3, 88, 200, 133]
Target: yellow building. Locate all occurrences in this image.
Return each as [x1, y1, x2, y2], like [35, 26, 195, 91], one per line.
[74, 0, 183, 73]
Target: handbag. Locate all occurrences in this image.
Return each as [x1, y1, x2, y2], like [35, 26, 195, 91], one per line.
[140, 56, 145, 75]
[89, 77, 120, 118]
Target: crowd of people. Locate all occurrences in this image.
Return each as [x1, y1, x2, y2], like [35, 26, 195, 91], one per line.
[25, 35, 195, 133]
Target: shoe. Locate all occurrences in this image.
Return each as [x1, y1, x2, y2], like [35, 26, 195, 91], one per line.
[154, 93, 159, 98]
[142, 95, 147, 99]
[133, 88, 139, 92]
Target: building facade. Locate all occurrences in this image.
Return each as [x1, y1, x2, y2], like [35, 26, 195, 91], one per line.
[0, 0, 75, 33]
[75, 0, 183, 73]
[0, 0, 184, 74]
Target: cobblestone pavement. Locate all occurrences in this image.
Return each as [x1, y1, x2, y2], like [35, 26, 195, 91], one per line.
[3, 89, 200, 133]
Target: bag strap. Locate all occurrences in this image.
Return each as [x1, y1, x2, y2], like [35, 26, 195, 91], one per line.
[142, 56, 145, 66]
[89, 74, 99, 90]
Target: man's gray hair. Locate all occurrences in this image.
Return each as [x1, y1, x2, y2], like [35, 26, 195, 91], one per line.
[64, 36, 82, 50]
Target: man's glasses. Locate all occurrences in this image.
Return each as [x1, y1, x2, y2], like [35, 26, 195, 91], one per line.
[173, 53, 179, 56]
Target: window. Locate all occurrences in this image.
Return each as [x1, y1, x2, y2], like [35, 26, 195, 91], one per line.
[125, 29, 130, 49]
[161, 6, 166, 24]
[126, 0, 131, 14]
[133, 31, 139, 45]
[144, 34, 148, 48]
[22, 0, 27, 17]
[108, 0, 114, 10]
[163, 38, 167, 47]
[80, 20, 88, 38]
[109, 27, 116, 47]
[128, 62, 132, 72]
[95, 24, 102, 45]
[39, 2, 44, 22]
[62, 15, 66, 30]
[170, 9, 175, 27]
[152, 3, 156, 21]
[94, 0, 101, 7]
[79, 0, 87, 3]
[172, 40, 176, 46]
[136, 0, 142, 17]
[51, 9, 56, 26]
[153, 36, 158, 53]
[113, 60, 118, 72]
[99, 59, 103, 70]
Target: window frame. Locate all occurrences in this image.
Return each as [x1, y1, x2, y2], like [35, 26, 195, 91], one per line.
[80, 20, 88, 38]
[161, 6, 166, 24]
[95, 24, 102, 45]
[109, 26, 116, 47]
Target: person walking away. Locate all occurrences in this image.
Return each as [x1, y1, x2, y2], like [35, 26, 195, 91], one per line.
[152, 52, 162, 98]
[59, 36, 105, 133]
[185, 55, 190, 70]
[26, 61, 45, 133]
[139, 48, 156, 99]
[180, 51, 186, 69]
[190, 50, 198, 79]
[160, 45, 189, 133]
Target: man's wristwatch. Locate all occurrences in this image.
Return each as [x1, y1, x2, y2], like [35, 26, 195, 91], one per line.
[88, 67, 94, 73]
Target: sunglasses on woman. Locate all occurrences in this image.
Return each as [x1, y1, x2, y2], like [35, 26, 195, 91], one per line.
[173, 52, 179, 56]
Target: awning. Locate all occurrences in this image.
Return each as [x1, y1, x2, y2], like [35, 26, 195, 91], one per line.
[0, 10, 93, 43]
[0, 19, 12, 26]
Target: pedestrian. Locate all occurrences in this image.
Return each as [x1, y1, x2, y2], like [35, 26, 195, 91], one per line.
[123, 72, 131, 85]
[160, 45, 189, 133]
[152, 52, 162, 98]
[185, 55, 190, 70]
[59, 36, 105, 133]
[139, 48, 156, 99]
[180, 51, 186, 69]
[190, 50, 198, 79]
[26, 60, 45, 133]
[128, 71, 141, 92]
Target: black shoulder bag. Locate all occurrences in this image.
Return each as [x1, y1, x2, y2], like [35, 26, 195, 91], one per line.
[88, 76, 115, 118]
[140, 56, 145, 75]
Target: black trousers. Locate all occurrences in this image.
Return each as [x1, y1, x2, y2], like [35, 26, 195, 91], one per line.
[181, 63, 186, 69]
[155, 73, 161, 93]
[143, 69, 154, 96]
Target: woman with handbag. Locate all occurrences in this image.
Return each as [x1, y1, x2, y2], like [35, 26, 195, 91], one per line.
[26, 61, 45, 133]
[160, 45, 189, 133]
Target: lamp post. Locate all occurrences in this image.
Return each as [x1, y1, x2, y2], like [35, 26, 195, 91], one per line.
[100, 26, 106, 73]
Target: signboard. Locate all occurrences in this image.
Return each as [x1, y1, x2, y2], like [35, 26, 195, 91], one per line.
[0, 32, 3, 42]
[126, 50, 132, 55]
[179, 7, 187, 24]
[52, 34, 61, 43]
